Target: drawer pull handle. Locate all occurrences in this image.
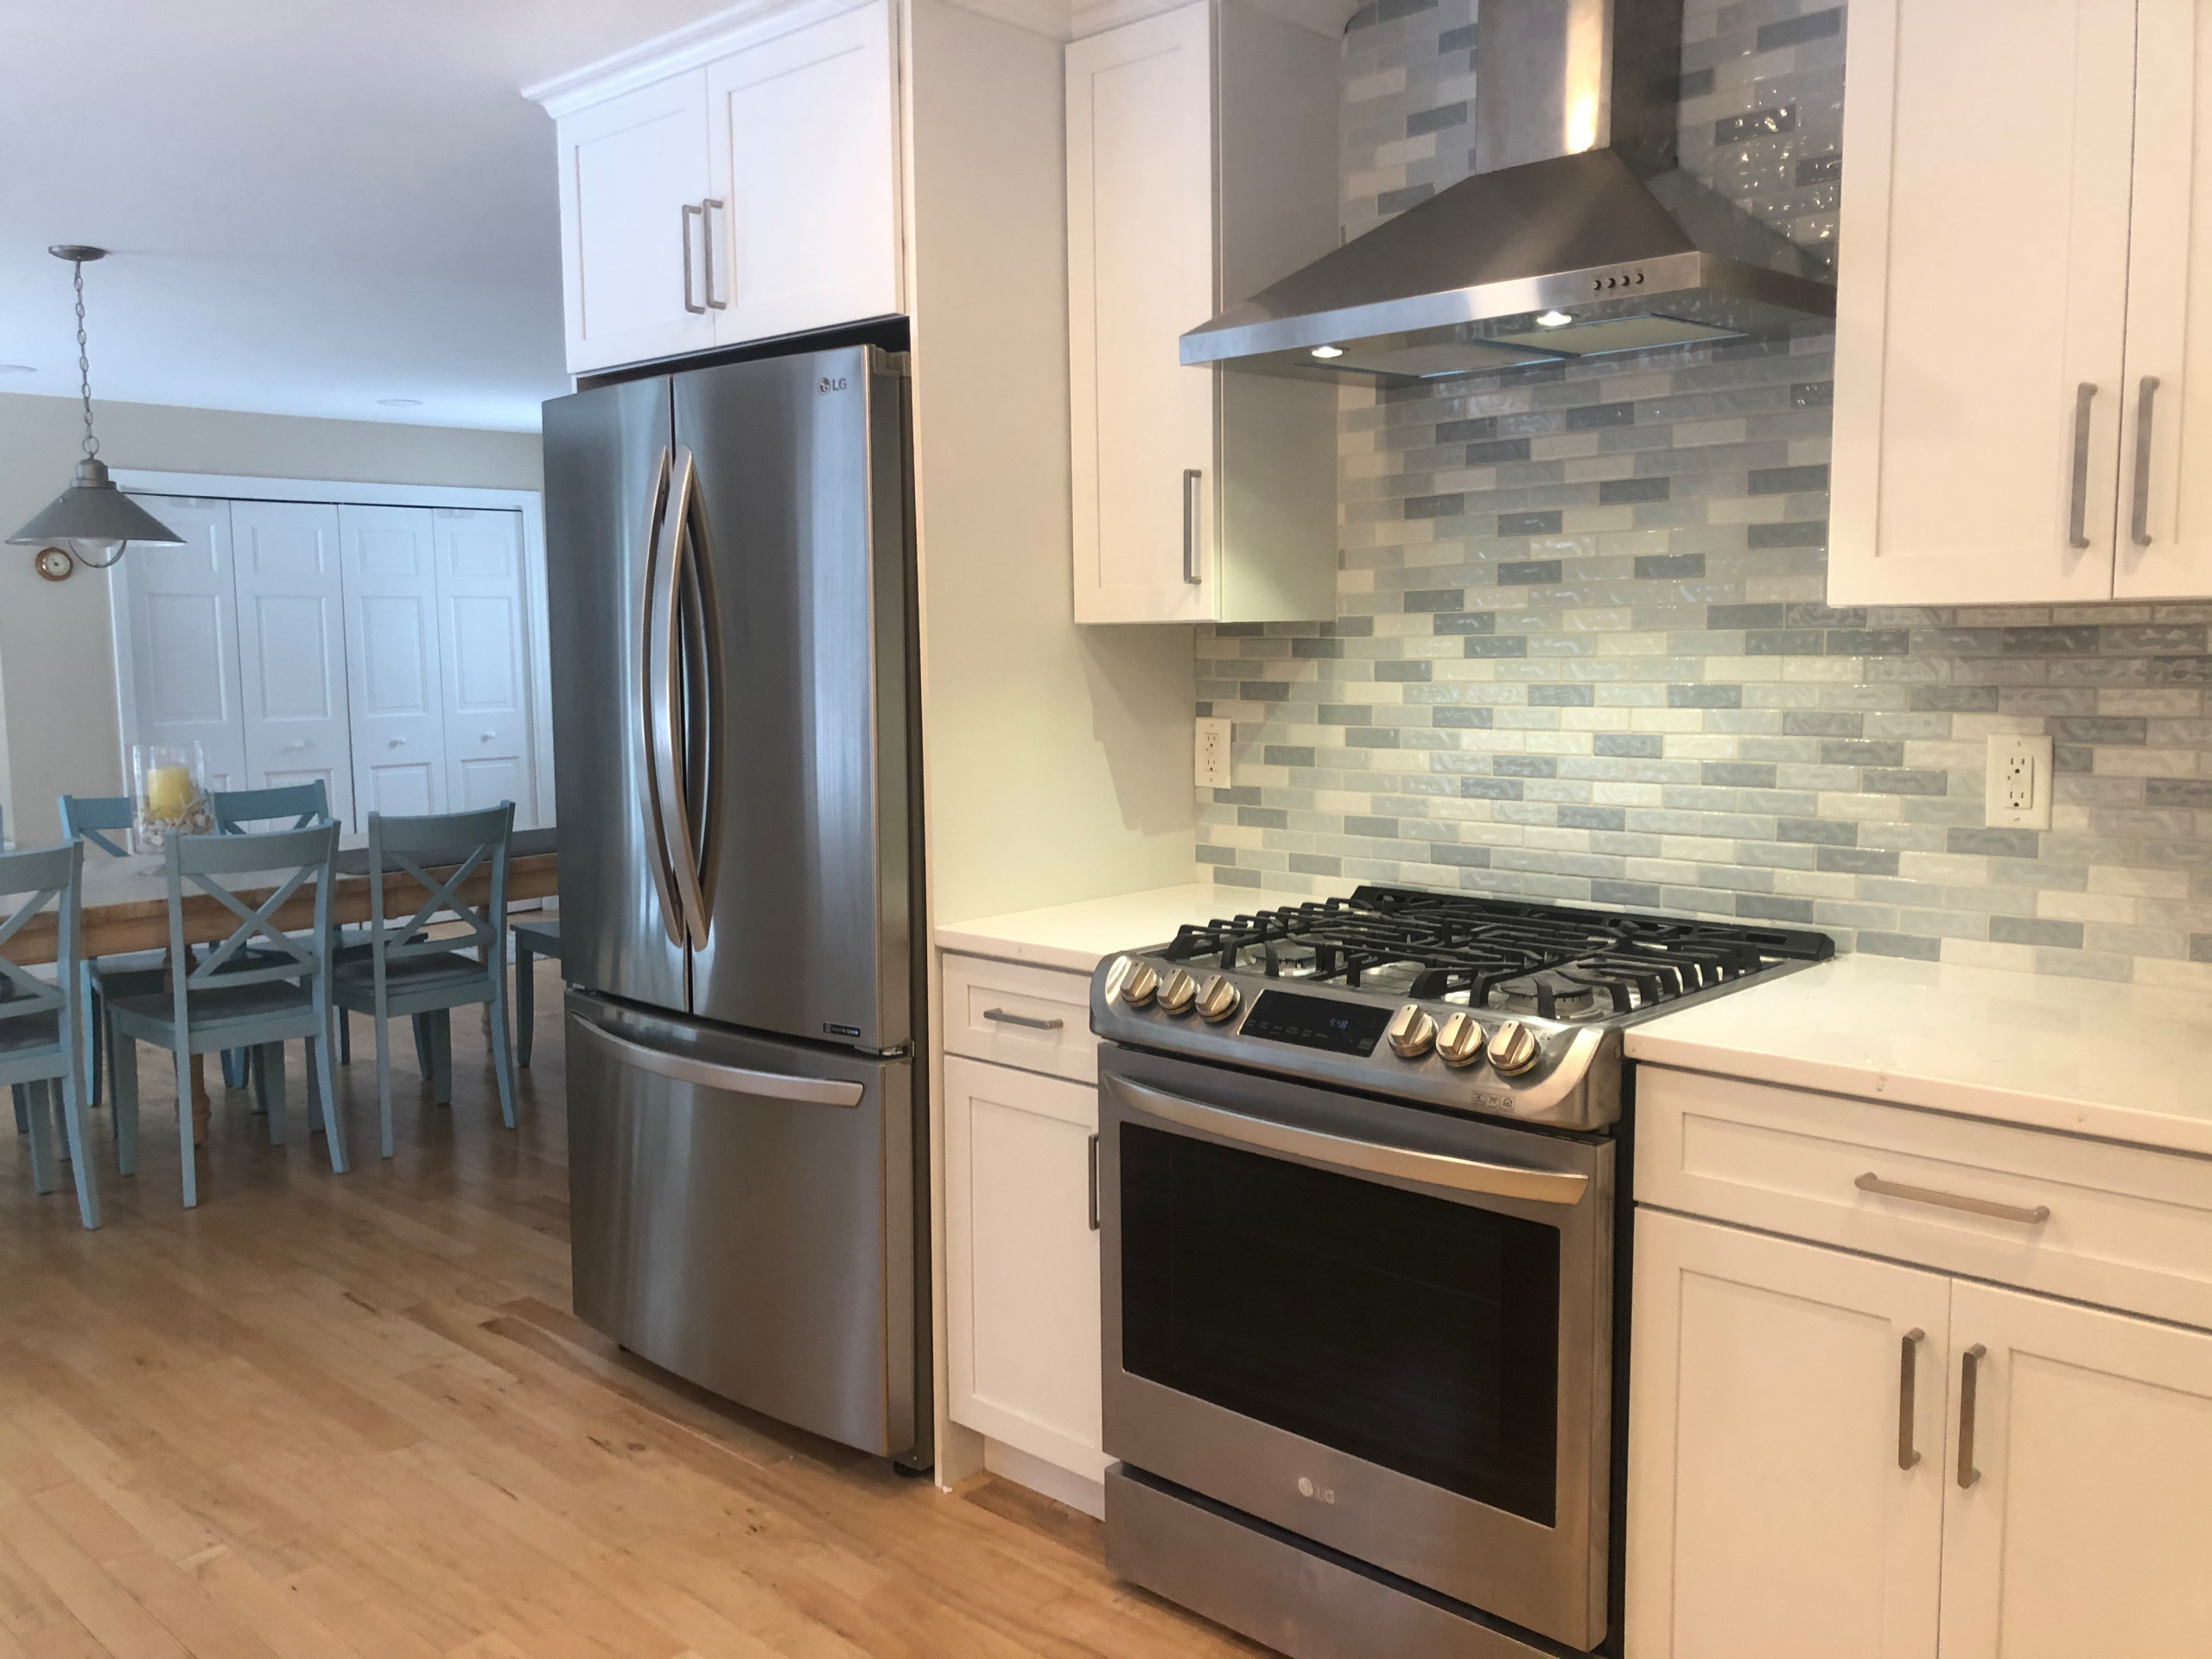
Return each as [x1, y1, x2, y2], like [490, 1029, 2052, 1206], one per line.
[1957, 1344, 1987, 1490]
[982, 1007, 1064, 1032]
[1855, 1172, 2050, 1227]
[1897, 1327, 1924, 1471]
[1088, 1132, 1101, 1231]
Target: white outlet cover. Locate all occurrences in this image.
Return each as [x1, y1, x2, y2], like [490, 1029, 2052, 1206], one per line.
[1986, 734, 2054, 830]
[1195, 716, 1233, 790]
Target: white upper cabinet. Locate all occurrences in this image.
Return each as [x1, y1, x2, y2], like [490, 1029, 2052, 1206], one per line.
[531, 0, 902, 378]
[706, 3, 899, 346]
[1065, 0, 1339, 625]
[554, 72, 717, 376]
[1833, 0, 2212, 604]
[2116, 0, 2212, 597]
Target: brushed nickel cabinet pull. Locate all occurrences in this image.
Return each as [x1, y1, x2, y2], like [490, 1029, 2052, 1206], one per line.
[700, 199, 727, 311]
[2067, 381, 2097, 550]
[681, 203, 706, 315]
[2131, 375, 2160, 546]
[1957, 1343, 1987, 1490]
[1856, 1172, 2051, 1227]
[1897, 1328, 1925, 1471]
[1088, 1133, 1101, 1231]
[982, 1007, 1064, 1032]
[1181, 468, 1204, 585]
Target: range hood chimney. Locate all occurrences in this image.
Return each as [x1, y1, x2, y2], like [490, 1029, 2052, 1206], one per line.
[1181, 0, 1835, 383]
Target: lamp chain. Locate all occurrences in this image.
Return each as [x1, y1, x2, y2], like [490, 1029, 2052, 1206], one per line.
[73, 257, 98, 462]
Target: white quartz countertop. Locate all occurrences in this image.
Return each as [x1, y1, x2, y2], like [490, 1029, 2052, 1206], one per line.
[1626, 953, 2212, 1156]
[934, 883, 1220, 976]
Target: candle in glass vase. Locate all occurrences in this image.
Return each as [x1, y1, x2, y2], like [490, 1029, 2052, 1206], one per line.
[146, 765, 193, 820]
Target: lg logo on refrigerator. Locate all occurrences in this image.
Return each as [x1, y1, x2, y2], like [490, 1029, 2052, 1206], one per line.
[817, 376, 849, 394]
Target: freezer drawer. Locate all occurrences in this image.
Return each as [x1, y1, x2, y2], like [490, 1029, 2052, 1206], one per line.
[565, 989, 918, 1459]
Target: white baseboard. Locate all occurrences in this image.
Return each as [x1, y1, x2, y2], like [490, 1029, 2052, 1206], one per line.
[983, 1438, 1106, 1519]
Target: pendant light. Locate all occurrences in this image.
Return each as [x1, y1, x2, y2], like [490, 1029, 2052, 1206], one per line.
[6, 245, 183, 569]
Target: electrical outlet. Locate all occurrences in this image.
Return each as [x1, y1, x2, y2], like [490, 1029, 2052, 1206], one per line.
[1986, 734, 2053, 830]
[1195, 716, 1233, 790]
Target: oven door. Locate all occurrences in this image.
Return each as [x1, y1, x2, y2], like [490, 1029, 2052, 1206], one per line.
[1099, 1045, 1613, 1652]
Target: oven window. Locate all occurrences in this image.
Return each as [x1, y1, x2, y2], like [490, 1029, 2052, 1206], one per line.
[1119, 1122, 1560, 1525]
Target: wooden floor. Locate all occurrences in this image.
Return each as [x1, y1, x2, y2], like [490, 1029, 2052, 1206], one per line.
[0, 962, 1267, 1659]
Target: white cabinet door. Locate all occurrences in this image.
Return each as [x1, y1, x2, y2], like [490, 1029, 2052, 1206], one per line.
[339, 505, 447, 821]
[1627, 1211, 1948, 1659]
[942, 1054, 1104, 1480]
[556, 71, 715, 375]
[229, 499, 353, 826]
[1829, 0, 2137, 605]
[117, 497, 248, 795]
[705, 2, 899, 347]
[433, 510, 535, 825]
[1938, 1281, 2212, 1658]
[2116, 0, 2212, 598]
[1066, 2, 1217, 624]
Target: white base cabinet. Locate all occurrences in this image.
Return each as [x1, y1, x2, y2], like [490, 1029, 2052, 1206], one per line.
[942, 1052, 1104, 1483]
[1630, 1207, 2212, 1659]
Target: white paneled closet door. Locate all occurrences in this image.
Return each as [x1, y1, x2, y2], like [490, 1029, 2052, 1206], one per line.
[433, 509, 535, 824]
[229, 499, 354, 824]
[339, 505, 448, 819]
[118, 497, 249, 794]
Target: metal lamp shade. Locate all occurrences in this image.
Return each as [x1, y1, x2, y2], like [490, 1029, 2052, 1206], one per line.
[7, 456, 184, 547]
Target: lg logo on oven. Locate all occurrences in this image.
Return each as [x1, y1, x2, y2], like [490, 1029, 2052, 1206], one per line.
[1295, 1477, 1337, 1506]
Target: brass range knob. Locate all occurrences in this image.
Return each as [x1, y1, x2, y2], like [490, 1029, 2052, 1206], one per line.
[1385, 1003, 1436, 1058]
[1487, 1019, 1541, 1077]
[1158, 968, 1199, 1015]
[1196, 974, 1242, 1022]
[1435, 1012, 1487, 1068]
[1107, 957, 1159, 1007]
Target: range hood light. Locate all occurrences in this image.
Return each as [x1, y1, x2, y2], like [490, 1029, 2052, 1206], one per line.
[1310, 345, 1344, 359]
[1536, 310, 1574, 328]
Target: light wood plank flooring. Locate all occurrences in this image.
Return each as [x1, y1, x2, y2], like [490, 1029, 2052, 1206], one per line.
[0, 963, 1266, 1658]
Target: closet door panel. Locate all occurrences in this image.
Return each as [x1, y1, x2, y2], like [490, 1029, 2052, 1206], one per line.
[117, 496, 248, 795]
[340, 505, 448, 821]
[229, 499, 353, 824]
[434, 509, 535, 824]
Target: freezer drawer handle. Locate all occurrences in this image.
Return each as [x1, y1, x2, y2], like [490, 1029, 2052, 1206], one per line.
[982, 1007, 1063, 1032]
[1855, 1172, 2050, 1227]
[571, 1016, 864, 1108]
[1104, 1075, 1588, 1206]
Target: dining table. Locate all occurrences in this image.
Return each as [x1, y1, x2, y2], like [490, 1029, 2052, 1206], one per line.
[3, 826, 557, 1140]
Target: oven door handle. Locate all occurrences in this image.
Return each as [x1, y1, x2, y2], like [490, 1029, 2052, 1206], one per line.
[1104, 1076, 1591, 1206]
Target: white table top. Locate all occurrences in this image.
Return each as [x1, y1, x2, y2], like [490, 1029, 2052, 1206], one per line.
[1626, 953, 2212, 1156]
[934, 884, 1222, 976]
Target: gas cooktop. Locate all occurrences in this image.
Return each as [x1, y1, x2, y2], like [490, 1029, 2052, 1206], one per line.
[1091, 886, 1834, 1130]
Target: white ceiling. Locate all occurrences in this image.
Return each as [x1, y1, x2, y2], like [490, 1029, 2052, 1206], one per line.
[0, 0, 741, 433]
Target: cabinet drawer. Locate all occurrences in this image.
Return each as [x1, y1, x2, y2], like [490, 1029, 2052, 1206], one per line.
[940, 953, 1098, 1083]
[1637, 1065, 2212, 1332]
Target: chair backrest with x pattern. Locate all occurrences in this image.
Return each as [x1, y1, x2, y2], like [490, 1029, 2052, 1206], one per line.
[364, 805, 514, 983]
[212, 781, 332, 835]
[0, 842, 82, 1052]
[58, 794, 135, 859]
[164, 824, 338, 1007]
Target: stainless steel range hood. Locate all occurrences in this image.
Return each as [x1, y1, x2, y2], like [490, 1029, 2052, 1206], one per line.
[1180, 0, 1836, 384]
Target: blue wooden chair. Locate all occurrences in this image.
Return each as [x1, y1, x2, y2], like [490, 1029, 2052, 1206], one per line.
[0, 841, 99, 1228]
[210, 782, 332, 834]
[106, 823, 347, 1208]
[508, 914, 562, 1066]
[333, 804, 517, 1159]
[57, 792, 170, 1113]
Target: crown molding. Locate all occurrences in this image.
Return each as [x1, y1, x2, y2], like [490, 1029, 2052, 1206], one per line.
[523, 0, 874, 116]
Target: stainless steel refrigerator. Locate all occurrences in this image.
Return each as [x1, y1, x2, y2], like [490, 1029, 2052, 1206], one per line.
[543, 344, 926, 1468]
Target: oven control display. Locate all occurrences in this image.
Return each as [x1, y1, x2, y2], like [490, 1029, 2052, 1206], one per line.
[1241, 990, 1393, 1056]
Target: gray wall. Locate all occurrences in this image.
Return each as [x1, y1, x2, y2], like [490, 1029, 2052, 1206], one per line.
[1194, 0, 2212, 987]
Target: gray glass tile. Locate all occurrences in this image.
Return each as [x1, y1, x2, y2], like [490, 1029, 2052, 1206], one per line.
[1636, 554, 1707, 579]
[1817, 846, 1900, 875]
[1948, 827, 2040, 857]
[1595, 734, 1664, 758]
[1991, 916, 2086, 949]
[1435, 611, 1497, 634]
[1530, 685, 1596, 706]
[1404, 588, 1465, 611]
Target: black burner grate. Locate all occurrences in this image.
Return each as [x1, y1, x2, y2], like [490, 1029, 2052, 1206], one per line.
[1160, 886, 1833, 1020]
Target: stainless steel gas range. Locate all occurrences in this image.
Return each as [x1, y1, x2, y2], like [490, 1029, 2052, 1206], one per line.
[1089, 885, 1833, 1659]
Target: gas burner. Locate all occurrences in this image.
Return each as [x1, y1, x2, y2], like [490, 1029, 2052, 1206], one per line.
[1159, 886, 1832, 1023]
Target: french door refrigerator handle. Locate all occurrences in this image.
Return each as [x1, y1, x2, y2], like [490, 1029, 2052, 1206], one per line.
[1104, 1075, 1589, 1205]
[634, 445, 686, 948]
[571, 1015, 864, 1107]
[653, 446, 712, 950]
